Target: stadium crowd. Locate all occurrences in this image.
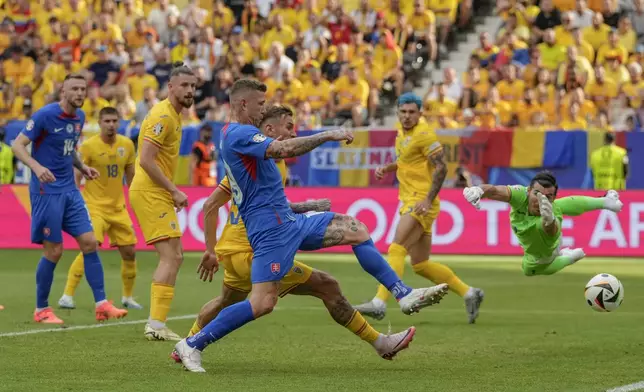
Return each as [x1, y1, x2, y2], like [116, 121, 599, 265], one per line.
[0, 0, 479, 132]
[441, 0, 644, 131]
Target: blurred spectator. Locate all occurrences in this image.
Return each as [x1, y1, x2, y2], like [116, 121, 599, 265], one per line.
[0, 126, 15, 184]
[331, 64, 369, 126]
[267, 42, 295, 82]
[83, 83, 111, 124]
[148, 0, 181, 36]
[193, 66, 216, 120]
[88, 46, 120, 98]
[190, 124, 217, 186]
[135, 86, 159, 124]
[3, 46, 34, 87]
[126, 56, 159, 102]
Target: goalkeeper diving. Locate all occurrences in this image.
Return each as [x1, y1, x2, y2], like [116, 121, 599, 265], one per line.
[462, 171, 623, 276]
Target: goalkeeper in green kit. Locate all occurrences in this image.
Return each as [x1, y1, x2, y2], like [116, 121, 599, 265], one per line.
[462, 171, 623, 276]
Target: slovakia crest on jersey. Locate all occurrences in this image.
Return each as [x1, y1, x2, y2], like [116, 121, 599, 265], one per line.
[271, 263, 281, 275]
[252, 134, 266, 143]
[26, 119, 34, 131]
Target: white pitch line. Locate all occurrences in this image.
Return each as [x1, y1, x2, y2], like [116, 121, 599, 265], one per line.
[0, 314, 197, 338]
[607, 382, 644, 392]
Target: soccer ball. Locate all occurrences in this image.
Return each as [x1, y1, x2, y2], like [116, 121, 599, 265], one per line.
[584, 273, 624, 312]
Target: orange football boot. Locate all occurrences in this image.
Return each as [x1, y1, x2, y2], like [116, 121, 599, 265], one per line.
[95, 301, 128, 322]
[34, 308, 64, 324]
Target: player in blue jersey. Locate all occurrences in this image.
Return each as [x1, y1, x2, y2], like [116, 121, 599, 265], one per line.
[11, 74, 128, 324]
[173, 79, 450, 372]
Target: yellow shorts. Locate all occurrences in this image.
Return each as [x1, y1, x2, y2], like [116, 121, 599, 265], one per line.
[88, 206, 136, 247]
[221, 252, 313, 297]
[400, 199, 440, 235]
[129, 190, 182, 245]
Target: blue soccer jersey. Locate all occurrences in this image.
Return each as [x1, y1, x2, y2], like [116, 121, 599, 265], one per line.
[219, 123, 294, 238]
[21, 103, 85, 194]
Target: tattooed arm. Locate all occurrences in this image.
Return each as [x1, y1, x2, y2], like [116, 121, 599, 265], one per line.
[265, 129, 354, 159]
[426, 149, 447, 203]
[289, 198, 331, 213]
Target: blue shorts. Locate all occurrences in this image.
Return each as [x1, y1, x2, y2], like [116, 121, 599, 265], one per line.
[250, 212, 335, 284]
[30, 190, 93, 244]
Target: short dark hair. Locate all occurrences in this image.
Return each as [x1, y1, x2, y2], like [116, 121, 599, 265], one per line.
[529, 170, 558, 193]
[170, 62, 195, 78]
[260, 105, 293, 127]
[230, 78, 267, 99]
[604, 132, 615, 144]
[98, 106, 119, 119]
[63, 73, 87, 83]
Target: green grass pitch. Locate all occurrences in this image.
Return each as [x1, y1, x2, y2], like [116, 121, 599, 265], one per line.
[0, 250, 642, 392]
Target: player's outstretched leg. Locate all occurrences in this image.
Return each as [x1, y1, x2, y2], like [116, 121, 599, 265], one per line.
[59, 252, 85, 309]
[289, 270, 415, 360]
[76, 232, 128, 322]
[174, 282, 276, 372]
[34, 241, 65, 324]
[523, 248, 586, 276]
[118, 245, 142, 309]
[187, 286, 248, 337]
[555, 190, 623, 216]
[356, 214, 483, 324]
[323, 214, 449, 316]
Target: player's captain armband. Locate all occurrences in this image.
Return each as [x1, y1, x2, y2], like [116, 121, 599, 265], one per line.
[428, 141, 442, 154]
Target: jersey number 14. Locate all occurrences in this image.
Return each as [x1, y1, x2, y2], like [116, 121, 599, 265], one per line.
[63, 139, 75, 156]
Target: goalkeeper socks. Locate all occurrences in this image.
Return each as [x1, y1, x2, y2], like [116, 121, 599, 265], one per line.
[344, 310, 379, 343]
[83, 251, 107, 304]
[150, 283, 174, 324]
[121, 259, 137, 298]
[64, 253, 85, 297]
[352, 239, 412, 300]
[186, 300, 255, 351]
[412, 260, 470, 297]
[555, 196, 605, 216]
[526, 256, 573, 276]
[36, 257, 57, 309]
[375, 243, 407, 303]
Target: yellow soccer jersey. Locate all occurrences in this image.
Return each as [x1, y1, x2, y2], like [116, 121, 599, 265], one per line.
[130, 99, 182, 192]
[216, 160, 288, 256]
[395, 118, 442, 203]
[80, 134, 136, 210]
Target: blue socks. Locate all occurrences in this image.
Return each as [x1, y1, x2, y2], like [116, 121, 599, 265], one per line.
[187, 300, 255, 351]
[83, 251, 106, 303]
[352, 239, 412, 300]
[36, 257, 57, 309]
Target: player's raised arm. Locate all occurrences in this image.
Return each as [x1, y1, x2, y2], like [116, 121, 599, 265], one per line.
[289, 198, 331, 213]
[265, 129, 354, 159]
[463, 184, 511, 209]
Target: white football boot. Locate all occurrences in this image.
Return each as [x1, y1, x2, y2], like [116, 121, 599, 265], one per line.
[463, 287, 485, 324]
[173, 339, 206, 373]
[399, 283, 449, 315]
[144, 323, 182, 341]
[560, 247, 586, 265]
[58, 295, 75, 309]
[122, 297, 143, 309]
[353, 300, 387, 321]
[604, 190, 623, 213]
[372, 327, 416, 360]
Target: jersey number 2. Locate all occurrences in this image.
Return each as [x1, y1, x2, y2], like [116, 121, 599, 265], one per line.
[107, 164, 118, 178]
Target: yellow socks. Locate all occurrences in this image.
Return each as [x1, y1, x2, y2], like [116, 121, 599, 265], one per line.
[64, 253, 85, 297]
[344, 310, 379, 343]
[375, 243, 407, 302]
[412, 260, 470, 297]
[121, 260, 137, 298]
[150, 283, 175, 323]
[188, 320, 202, 337]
